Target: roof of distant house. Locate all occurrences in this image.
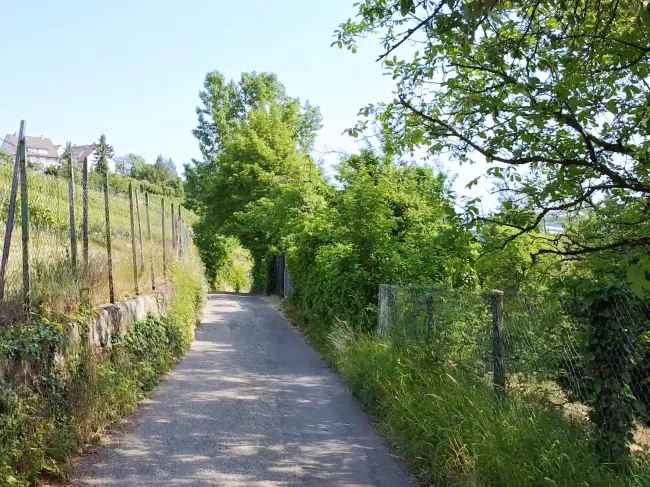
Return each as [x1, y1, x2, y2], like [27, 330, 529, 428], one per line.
[70, 144, 97, 163]
[2, 134, 60, 159]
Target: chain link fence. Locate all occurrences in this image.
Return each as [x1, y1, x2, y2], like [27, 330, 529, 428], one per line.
[378, 283, 650, 451]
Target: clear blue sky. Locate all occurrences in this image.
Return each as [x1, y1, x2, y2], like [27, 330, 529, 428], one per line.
[1, 0, 491, 206]
[0, 1, 393, 169]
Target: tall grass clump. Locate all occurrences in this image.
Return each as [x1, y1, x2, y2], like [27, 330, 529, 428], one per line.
[326, 326, 650, 487]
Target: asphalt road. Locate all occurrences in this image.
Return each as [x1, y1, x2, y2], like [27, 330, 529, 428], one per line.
[71, 293, 413, 486]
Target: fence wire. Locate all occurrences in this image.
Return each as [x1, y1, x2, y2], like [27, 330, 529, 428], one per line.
[378, 284, 650, 449]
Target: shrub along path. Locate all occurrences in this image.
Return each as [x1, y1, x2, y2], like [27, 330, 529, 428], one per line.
[70, 293, 412, 486]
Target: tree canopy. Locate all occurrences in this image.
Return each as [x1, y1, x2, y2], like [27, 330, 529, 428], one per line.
[335, 1, 650, 272]
[185, 71, 327, 289]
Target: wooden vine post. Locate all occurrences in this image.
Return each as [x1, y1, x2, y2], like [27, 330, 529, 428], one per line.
[171, 202, 176, 254]
[161, 197, 167, 281]
[18, 123, 31, 317]
[0, 121, 24, 304]
[102, 157, 115, 303]
[144, 192, 155, 290]
[177, 204, 182, 257]
[135, 186, 144, 272]
[66, 143, 78, 270]
[128, 182, 139, 295]
[80, 156, 90, 304]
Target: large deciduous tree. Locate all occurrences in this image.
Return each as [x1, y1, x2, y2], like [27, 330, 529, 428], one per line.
[185, 71, 326, 290]
[335, 1, 650, 278]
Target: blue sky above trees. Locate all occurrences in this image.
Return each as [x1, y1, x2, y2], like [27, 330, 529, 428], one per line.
[0, 0, 491, 206]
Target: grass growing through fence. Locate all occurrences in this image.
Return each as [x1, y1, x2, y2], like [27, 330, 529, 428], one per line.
[332, 330, 650, 486]
[0, 165, 186, 324]
[286, 300, 650, 487]
[0, 251, 207, 486]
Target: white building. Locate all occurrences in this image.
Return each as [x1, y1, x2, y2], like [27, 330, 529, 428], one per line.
[1, 134, 62, 168]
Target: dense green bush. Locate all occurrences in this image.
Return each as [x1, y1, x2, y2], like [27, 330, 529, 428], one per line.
[288, 151, 475, 337]
[192, 226, 253, 292]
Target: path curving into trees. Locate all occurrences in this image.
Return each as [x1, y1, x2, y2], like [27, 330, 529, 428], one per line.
[70, 293, 413, 486]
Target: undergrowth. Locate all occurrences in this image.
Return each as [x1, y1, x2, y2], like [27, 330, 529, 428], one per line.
[287, 304, 650, 487]
[0, 255, 206, 486]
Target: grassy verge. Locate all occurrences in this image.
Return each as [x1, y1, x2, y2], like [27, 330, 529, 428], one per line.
[0, 254, 207, 486]
[286, 304, 650, 487]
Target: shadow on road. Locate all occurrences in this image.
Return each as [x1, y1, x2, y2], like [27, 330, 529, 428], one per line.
[71, 293, 412, 486]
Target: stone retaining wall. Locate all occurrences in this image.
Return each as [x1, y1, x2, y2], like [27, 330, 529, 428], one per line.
[83, 285, 172, 349]
[0, 285, 173, 384]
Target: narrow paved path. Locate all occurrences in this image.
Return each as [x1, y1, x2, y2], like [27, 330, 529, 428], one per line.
[72, 293, 413, 486]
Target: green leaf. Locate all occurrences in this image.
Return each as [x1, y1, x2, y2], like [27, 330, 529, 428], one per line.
[626, 257, 650, 298]
[606, 100, 618, 115]
[399, 0, 415, 16]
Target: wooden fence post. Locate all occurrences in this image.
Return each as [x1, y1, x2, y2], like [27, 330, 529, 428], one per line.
[81, 157, 89, 269]
[0, 121, 24, 303]
[103, 166, 115, 303]
[18, 125, 31, 317]
[161, 198, 167, 281]
[491, 289, 506, 400]
[135, 186, 144, 272]
[171, 202, 176, 253]
[145, 192, 155, 290]
[81, 156, 90, 305]
[177, 204, 182, 257]
[66, 143, 78, 270]
[128, 182, 139, 295]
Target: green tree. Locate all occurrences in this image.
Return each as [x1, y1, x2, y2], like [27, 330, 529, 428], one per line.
[0, 150, 11, 165]
[289, 149, 475, 330]
[126, 154, 182, 195]
[186, 71, 326, 290]
[193, 71, 322, 161]
[114, 153, 145, 175]
[94, 134, 114, 175]
[336, 1, 650, 263]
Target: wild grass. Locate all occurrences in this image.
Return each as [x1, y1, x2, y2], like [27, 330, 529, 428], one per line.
[282, 299, 650, 487]
[326, 328, 650, 486]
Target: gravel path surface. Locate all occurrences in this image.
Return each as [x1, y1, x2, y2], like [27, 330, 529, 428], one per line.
[71, 293, 413, 486]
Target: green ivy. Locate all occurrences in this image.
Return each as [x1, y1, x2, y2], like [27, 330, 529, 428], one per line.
[581, 286, 640, 467]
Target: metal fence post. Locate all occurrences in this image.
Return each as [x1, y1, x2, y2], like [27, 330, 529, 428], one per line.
[66, 143, 78, 270]
[491, 289, 506, 400]
[103, 167, 115, 303]
[0, 121, 24, 304]
[145, 192, 155, 290]
[18, 125, 31, 317]
[128, 182, 139, 295]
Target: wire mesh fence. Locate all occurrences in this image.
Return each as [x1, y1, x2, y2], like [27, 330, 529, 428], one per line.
[378, 283, 650, 450]
[0, 125, 190, 326]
